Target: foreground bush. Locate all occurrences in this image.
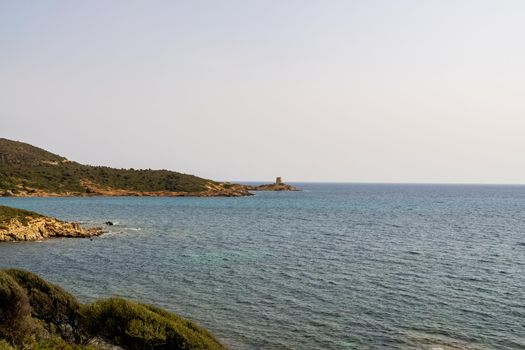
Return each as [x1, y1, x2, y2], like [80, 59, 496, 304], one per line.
[82, 298, 225, 350]
[0, 340, 15, 350]
[0, 271, 35, 345]
[4, 269, 80, 340]
[0, 269, 226, 350]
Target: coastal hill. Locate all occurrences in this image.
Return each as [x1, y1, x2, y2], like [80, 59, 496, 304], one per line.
[0, 205, 102, 241]
[0, 138, 249, 197]
[0, 269, 226, 350]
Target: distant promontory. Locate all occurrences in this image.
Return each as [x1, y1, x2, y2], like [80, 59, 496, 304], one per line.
[0, 138, 252, 197]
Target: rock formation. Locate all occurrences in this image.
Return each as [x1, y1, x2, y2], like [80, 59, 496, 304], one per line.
[0, 206, 103, 242]
[246, 177, 299, 191]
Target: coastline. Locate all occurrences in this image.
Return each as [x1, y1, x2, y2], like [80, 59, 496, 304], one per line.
[0, 182, 300, 198]
[0, 183, 253, 198]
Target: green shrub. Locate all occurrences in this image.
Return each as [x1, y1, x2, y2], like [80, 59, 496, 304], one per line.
[81, 298, 226, 350]
[0, 206, 43, 226]
[30, 336, 98, 350]
[4, 270, 80, 326]
[0, 269, 227, 350]
[0, 271, 38, 346]
[0, 340, 15, 350]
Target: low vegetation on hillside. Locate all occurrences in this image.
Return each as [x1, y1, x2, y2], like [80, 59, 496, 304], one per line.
[0, 138, 216, 196]
[0, 206, 43, 227]
[0, 269, 226, 350]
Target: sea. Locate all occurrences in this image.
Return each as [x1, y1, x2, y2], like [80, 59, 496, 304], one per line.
[0, 183, 524, 350]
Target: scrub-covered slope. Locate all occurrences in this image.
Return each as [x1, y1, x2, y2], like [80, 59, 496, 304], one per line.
[0, 138, 249, 197]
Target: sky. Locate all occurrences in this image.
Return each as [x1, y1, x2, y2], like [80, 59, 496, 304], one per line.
[1, 0, 525, 183]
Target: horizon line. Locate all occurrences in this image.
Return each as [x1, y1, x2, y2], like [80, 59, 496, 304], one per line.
[232, 180, 525, 186]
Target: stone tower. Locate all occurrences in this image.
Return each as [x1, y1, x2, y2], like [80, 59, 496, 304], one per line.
[275, 177, 282, 185]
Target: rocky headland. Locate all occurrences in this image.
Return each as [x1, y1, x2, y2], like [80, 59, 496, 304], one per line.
[0, 205, 103, 242]
[0, 138, 252, 198]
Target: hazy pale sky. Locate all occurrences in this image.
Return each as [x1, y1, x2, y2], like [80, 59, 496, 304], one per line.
[1, 1, 525, 183]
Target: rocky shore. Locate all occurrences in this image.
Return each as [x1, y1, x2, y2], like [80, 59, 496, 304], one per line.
[0, 181, 252, 198]
[246, 183, 298, 191]
[246, 178, 299, 191]
[71, 181, 252, 198]
[0, 206, 103, 242]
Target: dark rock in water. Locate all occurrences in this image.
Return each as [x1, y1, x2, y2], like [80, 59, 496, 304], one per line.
[105, 221, 114, 226]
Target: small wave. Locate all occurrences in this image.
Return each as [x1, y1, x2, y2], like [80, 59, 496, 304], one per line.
[388, 223, 403, 228]
[403, 329, 492, 350]
[407, 250, 421, 255]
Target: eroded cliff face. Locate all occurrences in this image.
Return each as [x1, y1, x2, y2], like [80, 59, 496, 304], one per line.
[0, 216, 102, 242]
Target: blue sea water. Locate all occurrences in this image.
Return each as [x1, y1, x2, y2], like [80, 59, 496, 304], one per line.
[0, 183, 524, 350]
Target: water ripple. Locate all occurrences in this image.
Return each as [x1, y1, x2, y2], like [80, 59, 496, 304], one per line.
[1, 184, 525, 349]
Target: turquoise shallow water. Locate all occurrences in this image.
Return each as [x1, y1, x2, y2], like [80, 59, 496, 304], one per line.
[0, 183, 524, 349]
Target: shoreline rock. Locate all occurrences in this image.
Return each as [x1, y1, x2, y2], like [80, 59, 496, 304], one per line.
[246, 183, 299, 191]
[245, 177, 299, 192]
[0, 206, 103, 242]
